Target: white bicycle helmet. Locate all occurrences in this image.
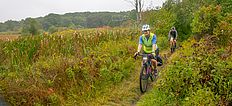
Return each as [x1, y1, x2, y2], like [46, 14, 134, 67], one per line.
[142, 24, 150, 31]
[171, 26, 175, 30]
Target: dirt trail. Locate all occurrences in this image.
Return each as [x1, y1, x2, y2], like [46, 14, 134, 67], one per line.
[86, 49, 174, 106]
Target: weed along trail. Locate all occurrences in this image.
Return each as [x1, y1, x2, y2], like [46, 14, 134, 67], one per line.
[86, 48, 175, 105]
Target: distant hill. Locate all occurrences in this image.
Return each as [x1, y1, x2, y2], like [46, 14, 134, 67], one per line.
[0, 10, 136, 32]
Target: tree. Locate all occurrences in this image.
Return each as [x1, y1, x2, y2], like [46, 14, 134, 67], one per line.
[143, 8, 176, 36]
[21, 18, 42, 36]
[125, 0, 144, 25]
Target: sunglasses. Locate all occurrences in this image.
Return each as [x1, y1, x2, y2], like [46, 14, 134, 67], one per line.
[143, 30, 149, 33]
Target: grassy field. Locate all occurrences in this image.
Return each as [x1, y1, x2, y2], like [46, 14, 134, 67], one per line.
[0, 34, 20, 41]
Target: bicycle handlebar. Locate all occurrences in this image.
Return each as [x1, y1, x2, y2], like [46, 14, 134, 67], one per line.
[134, 53, 154, 60]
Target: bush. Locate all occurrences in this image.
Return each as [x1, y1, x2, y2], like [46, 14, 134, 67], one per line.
[183, 88, 219, 106]
[213, 14, 232, 46]
[191, 5, 222, 36]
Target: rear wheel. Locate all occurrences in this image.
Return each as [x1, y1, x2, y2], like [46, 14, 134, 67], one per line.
[140, 65, 148, 93]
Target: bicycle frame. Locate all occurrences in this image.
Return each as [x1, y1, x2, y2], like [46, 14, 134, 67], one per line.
[141, 54, 152, 75]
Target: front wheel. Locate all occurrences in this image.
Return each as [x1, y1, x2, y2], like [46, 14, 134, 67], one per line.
[140, 65, 148, 93]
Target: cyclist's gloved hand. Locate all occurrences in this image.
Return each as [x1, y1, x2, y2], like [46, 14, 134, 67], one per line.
[152, 52, 156, 57]
[134, 51, 139, 59]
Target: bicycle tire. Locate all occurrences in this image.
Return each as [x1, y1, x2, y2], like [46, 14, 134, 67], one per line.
[140, 65, 148, 93]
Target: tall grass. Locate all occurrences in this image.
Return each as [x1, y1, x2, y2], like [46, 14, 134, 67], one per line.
[0, 28, 143, 105]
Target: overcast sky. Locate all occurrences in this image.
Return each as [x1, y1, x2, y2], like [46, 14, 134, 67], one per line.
[0, 0, 165, 22]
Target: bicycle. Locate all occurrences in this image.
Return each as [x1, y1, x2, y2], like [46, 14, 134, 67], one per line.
[134, 53, 158, 93]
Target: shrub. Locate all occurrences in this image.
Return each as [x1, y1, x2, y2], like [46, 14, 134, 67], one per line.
[191, 5, 222, 36]
[213, 14, 232, 46]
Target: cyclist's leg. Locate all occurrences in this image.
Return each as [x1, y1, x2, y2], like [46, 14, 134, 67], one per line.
[151, 58, 158, 75]
[173, 39, 176, 48]
[170, 37, 174, 51]
[151, 59, 157, 68]
[170, 37, 173, 46]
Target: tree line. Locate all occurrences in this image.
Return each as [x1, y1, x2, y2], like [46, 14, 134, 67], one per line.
[0, 11, 137, 35]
